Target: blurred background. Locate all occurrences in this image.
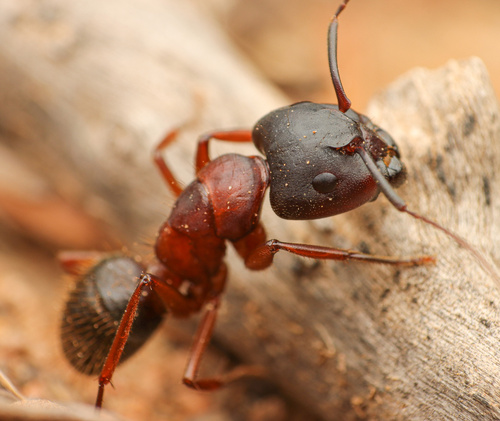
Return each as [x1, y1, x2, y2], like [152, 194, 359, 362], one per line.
[202, 0, 500, 109]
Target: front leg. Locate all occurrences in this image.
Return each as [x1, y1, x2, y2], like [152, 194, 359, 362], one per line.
[242, 239, 435, 271]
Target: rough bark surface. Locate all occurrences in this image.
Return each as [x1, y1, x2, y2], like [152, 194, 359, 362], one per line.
[0, 0, 499, 420]
[218, 58, 500, 420]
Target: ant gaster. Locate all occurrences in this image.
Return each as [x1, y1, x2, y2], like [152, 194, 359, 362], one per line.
[59, 0, 494, 409]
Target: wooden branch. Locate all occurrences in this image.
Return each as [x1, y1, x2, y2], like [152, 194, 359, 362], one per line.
[0, 0, 499, 420]
[217, 57, 500, 420]
[0, 0, 285, 247]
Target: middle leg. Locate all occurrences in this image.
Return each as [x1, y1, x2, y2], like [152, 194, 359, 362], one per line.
[182, 295, 267, 390]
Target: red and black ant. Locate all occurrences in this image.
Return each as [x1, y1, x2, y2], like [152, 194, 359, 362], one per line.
[58, 0, 496, 409]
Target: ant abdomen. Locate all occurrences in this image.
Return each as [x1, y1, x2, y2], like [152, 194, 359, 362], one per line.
[61, 255, 165, 375]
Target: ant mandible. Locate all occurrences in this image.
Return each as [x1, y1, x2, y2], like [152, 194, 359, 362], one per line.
[58, 0, 492, 409]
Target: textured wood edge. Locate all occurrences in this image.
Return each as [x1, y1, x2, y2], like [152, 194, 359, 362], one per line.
[218, 57, 500, 420]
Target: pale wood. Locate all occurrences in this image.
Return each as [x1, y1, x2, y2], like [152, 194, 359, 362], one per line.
[0, 0, 285, 245]
[218, 57, 500, 420]
[0, 0, 499, 420]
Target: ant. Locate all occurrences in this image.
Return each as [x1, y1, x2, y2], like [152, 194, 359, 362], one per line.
[58, 0, 496, 410]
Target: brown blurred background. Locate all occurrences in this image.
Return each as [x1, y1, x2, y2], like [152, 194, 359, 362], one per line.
[205, 0, 500, 109]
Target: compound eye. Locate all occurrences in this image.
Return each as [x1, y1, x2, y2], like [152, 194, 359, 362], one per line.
[312, 172, 338, 194]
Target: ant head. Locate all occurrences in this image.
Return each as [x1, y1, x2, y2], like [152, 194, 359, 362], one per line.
[252, 1, 405, 220]
[253, 102, 406, 220]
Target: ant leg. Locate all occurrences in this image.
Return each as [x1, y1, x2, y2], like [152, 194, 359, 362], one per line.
[96, 273, 202, 408]
[182, 295, 266, 390]
[196, 130, 252, 172]
[154, 129, 253, 193]
[153, 130, 184, 197]
[231, 223, 269, 267]
[230, 224, 430, 270]
[243, 239, 435, 271]
[182, 296, 222, 390]
[58, 250, 110, 275]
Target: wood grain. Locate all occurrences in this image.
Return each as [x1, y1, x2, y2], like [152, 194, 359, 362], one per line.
[218, 58, 500, 420]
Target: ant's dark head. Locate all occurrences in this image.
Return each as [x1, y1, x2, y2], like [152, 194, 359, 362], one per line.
[252, 102, 406, 220]
[252, 1, 406, 220]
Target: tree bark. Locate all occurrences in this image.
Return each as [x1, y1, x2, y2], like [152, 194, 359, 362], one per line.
[0, 0, 499, 420]
[218, 58, 500, 420]
[0, 0, 285, 248]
